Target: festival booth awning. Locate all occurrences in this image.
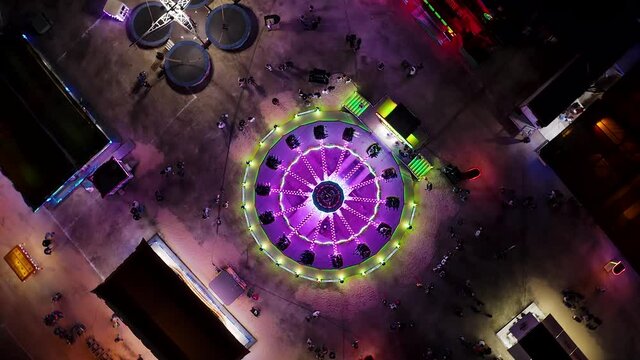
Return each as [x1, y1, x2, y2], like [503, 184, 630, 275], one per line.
[93, 239, 251, 360]
[371, 96, 432, 179]
[4, 244, 41, 281]
[375, 97, 423, 148]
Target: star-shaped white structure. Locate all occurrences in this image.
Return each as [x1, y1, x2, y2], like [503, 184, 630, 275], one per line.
[138, 0, 197, 41]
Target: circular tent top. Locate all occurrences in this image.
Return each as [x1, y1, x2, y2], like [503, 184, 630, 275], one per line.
[126, 2, 173, 48]
[205, 4, 253, 51]
[185, 0, 209, 9]
[164, 40, 212, 89]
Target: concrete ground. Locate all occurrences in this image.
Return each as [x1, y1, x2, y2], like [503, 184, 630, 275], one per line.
[1, 0, 639, 359]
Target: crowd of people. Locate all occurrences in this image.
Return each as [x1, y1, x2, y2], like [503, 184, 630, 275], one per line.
[42, 293, 87, 345]
[42, 231, 55, 255]
[106, 4, 608, 359]
[562, 289, 603, 330]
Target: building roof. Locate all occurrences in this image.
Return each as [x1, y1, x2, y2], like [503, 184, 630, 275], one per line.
[90, 158, 130, 197]
[519, 323, 571, 360]
[93, 240, 249, 360]
[522, 7, 639, 127]
[540, 64, 640, 270]
[0, 34, 109, 209]
[384, 103, 421, 139]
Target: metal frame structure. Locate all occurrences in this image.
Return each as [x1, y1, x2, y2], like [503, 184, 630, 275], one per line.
[134, 0, 203, 46]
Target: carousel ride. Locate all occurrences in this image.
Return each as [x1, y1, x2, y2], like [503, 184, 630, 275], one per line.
[242, 111, 417, 282]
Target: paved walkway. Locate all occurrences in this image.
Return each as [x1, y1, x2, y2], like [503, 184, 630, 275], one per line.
[1, 1, 639, 359]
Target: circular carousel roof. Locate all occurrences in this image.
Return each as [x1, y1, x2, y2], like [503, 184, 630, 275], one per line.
[242, 111, 415, 282]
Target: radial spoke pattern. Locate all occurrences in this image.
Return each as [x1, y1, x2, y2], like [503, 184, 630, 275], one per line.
[333, 147, 348, 176]
[284, 169, 315, 189]
[348, 196, 385, 204]
[254, 121, 405, 269]
[272, 188, 310, 196]
[348, 177, 379, 192]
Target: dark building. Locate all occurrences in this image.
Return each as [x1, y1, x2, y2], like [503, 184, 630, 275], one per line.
[0, 34, 118, 210]
[94, 239, 251, 360]
[511, 0, 640, 127]
[539, 64, 640, 270]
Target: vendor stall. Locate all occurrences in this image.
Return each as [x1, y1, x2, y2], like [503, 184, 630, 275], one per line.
[4, 244, 41, 281]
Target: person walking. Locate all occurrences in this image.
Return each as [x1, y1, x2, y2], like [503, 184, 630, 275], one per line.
[474, 226, 483, 238]
[217, 113, 228, 129]
[306, 310, 320, 321]
[131, 201, 143, 221]
[407, 65, 417, 77]
[134, 72, 147, 93]
[111, 314, 121, 328]
[137, 71, 147, 83]
[425, 282, 435, 295]
[202, 207, 211, 219]
[175, 161, 185, 177]
[463, 280, 475, 298]
[160, 165, 172, 176]
[43, 232, 55, 251]
[346, 34, 356, 49]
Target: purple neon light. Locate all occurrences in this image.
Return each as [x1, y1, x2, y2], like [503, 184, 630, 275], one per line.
[255, 121, 404, 269]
